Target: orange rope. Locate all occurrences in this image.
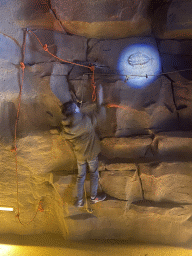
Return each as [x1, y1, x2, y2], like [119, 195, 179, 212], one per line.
[11, 30, 43, 225]
[107, 104, 129, 110]
[28, 29, 97, 101]
[90, 65, 96, 102]
[12, 28, 97, 225]
[12, 37, 27, 221]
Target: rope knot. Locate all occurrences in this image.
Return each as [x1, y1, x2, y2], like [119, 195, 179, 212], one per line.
[11, 146, 17, 152]
[91, 84, 96, 102]
[38, 200, 44, 212]
[15, 213, 19, 219]
[43, 44, 48, 52]
[89, 65, 95, 72]
[20, 62, 25, 71]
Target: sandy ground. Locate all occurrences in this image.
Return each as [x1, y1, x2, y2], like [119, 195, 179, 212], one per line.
[0, 241, 192, 256]
[0, 233, 192, 256]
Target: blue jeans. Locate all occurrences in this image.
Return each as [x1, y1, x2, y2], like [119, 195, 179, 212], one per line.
[77, 157, 99, 200]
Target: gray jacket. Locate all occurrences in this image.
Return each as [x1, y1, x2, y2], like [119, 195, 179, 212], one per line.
[61, 112, 100, 162]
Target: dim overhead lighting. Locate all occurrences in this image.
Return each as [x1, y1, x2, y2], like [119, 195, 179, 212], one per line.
[0, 207, 14, 212]
[118, 43, 161, 88]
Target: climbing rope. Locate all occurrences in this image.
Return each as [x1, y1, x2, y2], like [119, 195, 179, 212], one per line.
[89, 65, 97, 102]
[11, 27, 99, 225]
[28, 29, 97, 102]
[11, 29, 46, 226]
[11, 27, 192, 224]
[107, 104, 129, 110]
[11, 30, 68, 233]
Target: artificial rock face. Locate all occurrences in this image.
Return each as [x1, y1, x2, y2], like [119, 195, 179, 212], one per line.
[1, 0, 192, 247]
[159, 39, 192, 130]
[51, 0, 152, 39]
[153, 0, 192, 39]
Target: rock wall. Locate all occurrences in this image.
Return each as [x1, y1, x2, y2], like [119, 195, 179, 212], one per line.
[1, 0, 192, 247]
[153, 0, 192, 39]
[51, 0, 152, 39]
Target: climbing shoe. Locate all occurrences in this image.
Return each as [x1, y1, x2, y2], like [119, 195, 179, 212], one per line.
[74, 199, 84, 207]
[90, 193, 106, 204]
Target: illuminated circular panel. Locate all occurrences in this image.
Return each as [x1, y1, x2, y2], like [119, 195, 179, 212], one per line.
[118, 44, 161, 88]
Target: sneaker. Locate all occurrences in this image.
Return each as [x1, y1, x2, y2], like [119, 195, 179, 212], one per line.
[90, 194, 106, 204]
[74, 199, 84, 207]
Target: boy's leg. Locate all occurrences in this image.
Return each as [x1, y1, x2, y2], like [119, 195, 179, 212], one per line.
[88, 157, 99, 199]
[76, 160, 87, 201]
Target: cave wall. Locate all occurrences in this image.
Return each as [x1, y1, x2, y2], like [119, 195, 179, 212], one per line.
[1, 0, 192, 246]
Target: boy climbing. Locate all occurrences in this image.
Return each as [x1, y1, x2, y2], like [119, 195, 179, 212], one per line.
[61, 100, 106, 207]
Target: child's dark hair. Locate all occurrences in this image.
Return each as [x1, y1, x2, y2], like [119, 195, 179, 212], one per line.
[61, 100, 75, 116]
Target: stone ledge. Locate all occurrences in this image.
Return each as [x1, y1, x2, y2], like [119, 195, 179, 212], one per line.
[152, 131, 192, 159]
[100, 168, 143, 201]
[101, 137, 153, 159]
[65, 200, 192, 245]
[139, 162, 192, 204]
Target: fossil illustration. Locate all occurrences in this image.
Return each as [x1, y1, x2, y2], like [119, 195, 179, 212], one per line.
[128, 51, 153, 67]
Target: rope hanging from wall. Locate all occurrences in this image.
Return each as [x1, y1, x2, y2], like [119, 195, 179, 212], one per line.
[28, 29, 97, 102]
[11, 27, 192, 225]
[12, 28, 97, 229]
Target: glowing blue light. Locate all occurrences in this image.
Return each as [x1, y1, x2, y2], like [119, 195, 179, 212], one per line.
[117, 44, 161, 88]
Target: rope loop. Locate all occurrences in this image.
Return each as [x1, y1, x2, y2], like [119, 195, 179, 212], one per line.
[20, 62, 25, 71]
[15, 213, 19, 219]
[43, 44, 48, 52]
[92, 85, 96, 102]
[89, 65, 95, 72]
[90, 65, 97, 102]
[11, 147, 17, 152]
[38, 200, 44, 212]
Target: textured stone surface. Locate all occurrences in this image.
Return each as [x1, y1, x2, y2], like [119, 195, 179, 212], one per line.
[153, 0, 192, 39]
[88, 37, 157, 70]
[10, 63, 62, 135]
[159, 39, 192, 129]
[0, 101, 16, 140]
[0, 0, 27, 45]
[101, 137, 153, 159]
[159, 39, 192, 56]
[17, 132, 76, 174]
[87, 38, 179, 135]
[52, 170, 192, 245]
[69, 77, 93, 104]
[2, 0, 192, 246]
[0, 33, 21, 97]
[140, 162, 192, 204]
[161, 54, 192, 82]
[51, 0, 151, 39]
[0, 140, 68, 236]
[173, 79, 192, 130]
[0, 62, 20, 96]
[147, 76, 179, 132]
[0, 1, 62, 46]
[160, 49, 192, 83]
[50, 61, 72, 104]
[52, 0, 149, 23]
[65, 201, 192, 244]
[54, 34, 87, 63]
[149, 105, 179, 132]
[0, 33, 21, 64]
[1, 132, 192, 245]
[16, 94, 61, 134]
[100, 168, 143, 201]
[21, 63, 53, 96]
[25, 30, 87, 65]
[152, 132, 192, 159]
[115, 105, 151, 137]
[24, 30, 57, 65]
[50, 75, 72, 104]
